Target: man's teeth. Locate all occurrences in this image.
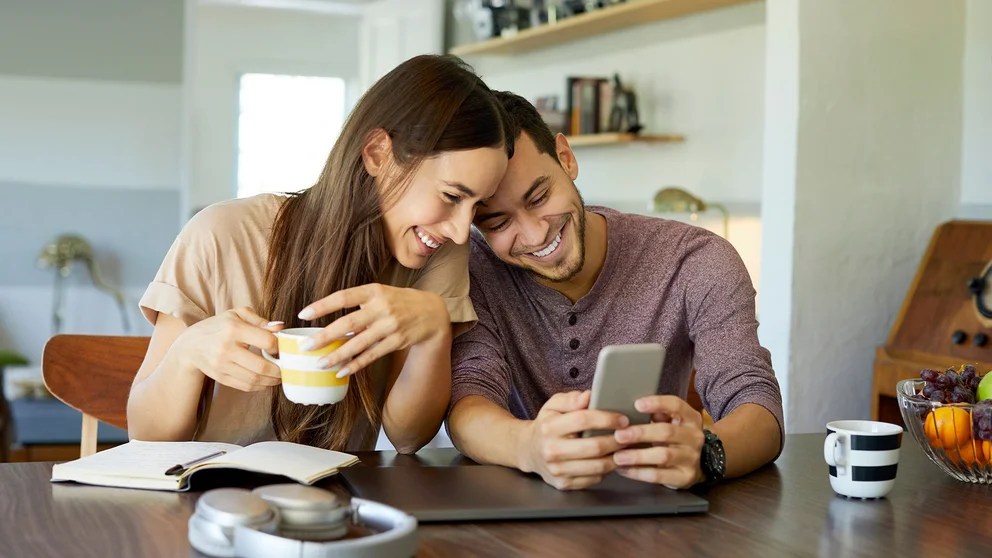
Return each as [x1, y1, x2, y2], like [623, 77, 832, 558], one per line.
[417, 230, 440, 249]
[531, 233, 562, 257]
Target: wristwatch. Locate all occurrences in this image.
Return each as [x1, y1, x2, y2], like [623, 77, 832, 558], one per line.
[699, 429, 726, 486]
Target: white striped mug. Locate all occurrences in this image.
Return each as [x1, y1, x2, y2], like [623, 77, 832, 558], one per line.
[264, 327, 349, 405]
[824, 420, 902, 498]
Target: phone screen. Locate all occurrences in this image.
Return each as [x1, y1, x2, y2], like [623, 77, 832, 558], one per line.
[584, 343, 665, 438]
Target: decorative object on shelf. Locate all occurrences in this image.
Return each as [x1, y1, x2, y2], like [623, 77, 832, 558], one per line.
[608, 73, 642, 134]
[534, 94, 567, 135]
[651, 187, 729, 238]
[37, 234, 131, 335]
[455, 0, 534, 41]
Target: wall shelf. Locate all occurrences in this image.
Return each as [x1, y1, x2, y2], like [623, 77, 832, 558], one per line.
[566, 132, 685, 147]
[449, 0, 759, 56]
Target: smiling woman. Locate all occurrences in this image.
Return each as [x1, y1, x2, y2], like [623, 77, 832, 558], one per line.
[127, 55, 512, 455]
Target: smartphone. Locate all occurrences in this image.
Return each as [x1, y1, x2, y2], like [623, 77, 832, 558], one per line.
[583, 343, 666, 438]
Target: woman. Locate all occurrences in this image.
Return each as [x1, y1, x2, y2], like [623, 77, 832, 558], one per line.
[128, 55, 510, 454]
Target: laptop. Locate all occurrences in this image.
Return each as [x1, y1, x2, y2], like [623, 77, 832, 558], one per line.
[339, 465, 708, 522]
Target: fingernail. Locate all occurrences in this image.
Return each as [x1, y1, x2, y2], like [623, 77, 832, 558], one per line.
[317, 357, 334, 368]
[298, 339, 316, 351]
[298, 308, 316, 320]
[614, 452, 632, 466]
[618, 416, 630, 428]
[634, 399, 648, 412]
[336, 368, 351, 378]
[615, 428, 632, 443]
[266, 321, 284, 328]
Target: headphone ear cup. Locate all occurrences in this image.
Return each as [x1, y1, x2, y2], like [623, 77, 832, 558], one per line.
[188, 511, 237, 557]
[188, 489, 280, 557]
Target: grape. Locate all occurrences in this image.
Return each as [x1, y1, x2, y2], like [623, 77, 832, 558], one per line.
[963, 364, 977, 376]
[922, 383, 940, 401]
[935, 374, 955, 390]
[949, 386, 976, 404]
[960, 368, 976, 384]
[946, 370, 959, 384]
[973, 401, 992, 441]
[969, 376, 981, 392]
[920, 368, 940, 383]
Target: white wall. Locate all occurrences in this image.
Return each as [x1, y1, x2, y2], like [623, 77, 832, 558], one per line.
[757, 0, 799, 428]
[0, 76, 181, 190]
[763, 0, 965, 433]
[188, 4, 362, 214]
[960, 0, 992, 211]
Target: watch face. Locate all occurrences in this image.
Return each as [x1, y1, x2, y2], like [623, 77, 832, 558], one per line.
[702, 431, 726, 482]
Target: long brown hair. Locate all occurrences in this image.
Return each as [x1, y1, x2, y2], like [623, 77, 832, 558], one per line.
[261, 55, 510, 450]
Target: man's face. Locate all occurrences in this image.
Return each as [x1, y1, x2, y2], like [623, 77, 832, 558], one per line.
[474, 132, 586, 282]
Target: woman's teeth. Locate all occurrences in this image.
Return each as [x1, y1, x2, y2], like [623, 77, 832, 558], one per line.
[531, 233, 562, 258]
[417, 229, 440, 249]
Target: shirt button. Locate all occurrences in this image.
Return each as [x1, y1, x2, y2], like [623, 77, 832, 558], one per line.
[569, 338, 580, 350]
[569, 367, 580, 378]
[568, 314, 577, 326]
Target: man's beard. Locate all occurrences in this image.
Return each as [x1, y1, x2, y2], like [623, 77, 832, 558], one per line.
[528, 189, 586, 284]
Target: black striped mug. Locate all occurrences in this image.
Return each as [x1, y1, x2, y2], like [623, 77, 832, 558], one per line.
[824, 420, 902, 498]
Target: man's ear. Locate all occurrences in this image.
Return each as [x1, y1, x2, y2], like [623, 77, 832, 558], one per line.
[554, 133, 579, 181]
[362, 129, 393, 177]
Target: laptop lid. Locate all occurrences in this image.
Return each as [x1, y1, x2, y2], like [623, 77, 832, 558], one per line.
[339, 465, 708, 523]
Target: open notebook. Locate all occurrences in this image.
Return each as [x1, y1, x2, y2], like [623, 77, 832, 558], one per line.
[50, 440, 359, 492]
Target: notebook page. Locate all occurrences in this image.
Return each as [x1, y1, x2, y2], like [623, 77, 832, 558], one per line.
[195, 441, 359, 484]
[51, 440, 242, 482]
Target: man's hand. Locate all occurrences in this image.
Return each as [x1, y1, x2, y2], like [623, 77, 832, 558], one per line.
[612, 395, 706, 489]
[518, 391, 629, 490]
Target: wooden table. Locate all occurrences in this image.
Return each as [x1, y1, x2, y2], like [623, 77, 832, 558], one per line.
[1, 434, 989, 557]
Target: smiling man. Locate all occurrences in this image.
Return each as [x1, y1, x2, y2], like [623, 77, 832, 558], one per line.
[446, 91, 783, 491]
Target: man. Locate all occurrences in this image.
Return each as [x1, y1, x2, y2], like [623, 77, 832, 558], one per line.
[446, 91, 783, 490]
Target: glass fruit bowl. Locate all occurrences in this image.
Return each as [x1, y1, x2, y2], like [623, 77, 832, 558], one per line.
[897, 379, 992, 483]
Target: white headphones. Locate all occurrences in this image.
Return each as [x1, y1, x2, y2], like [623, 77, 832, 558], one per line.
[188, 484, 417, 557]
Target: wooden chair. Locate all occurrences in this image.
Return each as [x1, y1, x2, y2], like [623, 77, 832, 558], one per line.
[41, 335, 148, 457]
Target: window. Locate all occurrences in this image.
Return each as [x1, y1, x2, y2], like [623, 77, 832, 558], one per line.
[237, 73, 346, 198]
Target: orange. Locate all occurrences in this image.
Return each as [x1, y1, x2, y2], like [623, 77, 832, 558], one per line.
[948, 439, 992, 467]
[923, 407, 972, 449]
[947, 441, 980, 467]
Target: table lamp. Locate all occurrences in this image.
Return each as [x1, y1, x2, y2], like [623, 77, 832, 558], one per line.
[651, 187, 729, 238]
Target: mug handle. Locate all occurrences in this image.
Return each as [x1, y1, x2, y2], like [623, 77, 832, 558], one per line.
[262, 351, 280, 366]
[823, 432, 847, 475]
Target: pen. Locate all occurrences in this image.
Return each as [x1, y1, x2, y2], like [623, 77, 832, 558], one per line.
[164, 450, 227, 476]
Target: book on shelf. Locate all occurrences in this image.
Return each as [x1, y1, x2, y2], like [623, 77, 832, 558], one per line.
[50, 440, 360, 492]
[565, 76, 616, 136]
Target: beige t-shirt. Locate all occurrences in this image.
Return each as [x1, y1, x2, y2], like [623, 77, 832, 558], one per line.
[139, 194, 476, 448]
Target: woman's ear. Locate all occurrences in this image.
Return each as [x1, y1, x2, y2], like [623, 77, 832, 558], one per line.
[361, 129, 393, 177]
[555, 133, 579, 181]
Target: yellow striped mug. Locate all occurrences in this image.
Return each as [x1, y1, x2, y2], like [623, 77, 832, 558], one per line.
[264, 327, 349, 405]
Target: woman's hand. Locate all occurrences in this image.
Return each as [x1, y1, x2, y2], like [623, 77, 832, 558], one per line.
[173, 307, 284, 392]
[296, 283, 449, 377]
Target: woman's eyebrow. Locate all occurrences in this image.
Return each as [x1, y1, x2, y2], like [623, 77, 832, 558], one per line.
[443, 181, 479, 198]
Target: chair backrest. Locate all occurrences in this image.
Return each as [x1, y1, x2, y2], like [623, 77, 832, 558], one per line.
[42, 334, 149, 457]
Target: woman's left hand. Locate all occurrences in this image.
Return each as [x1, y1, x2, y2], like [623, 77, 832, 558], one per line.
[296, 283, 449, 377]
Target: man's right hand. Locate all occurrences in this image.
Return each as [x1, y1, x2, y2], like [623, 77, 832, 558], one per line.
[174, 307, 283, 392]
[517, 390, 629, 490]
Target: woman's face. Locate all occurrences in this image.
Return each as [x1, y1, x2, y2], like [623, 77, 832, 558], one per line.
[380, 147, 507, 269]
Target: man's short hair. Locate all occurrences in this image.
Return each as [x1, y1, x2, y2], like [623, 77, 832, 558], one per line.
[493, 91, 559, 159]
